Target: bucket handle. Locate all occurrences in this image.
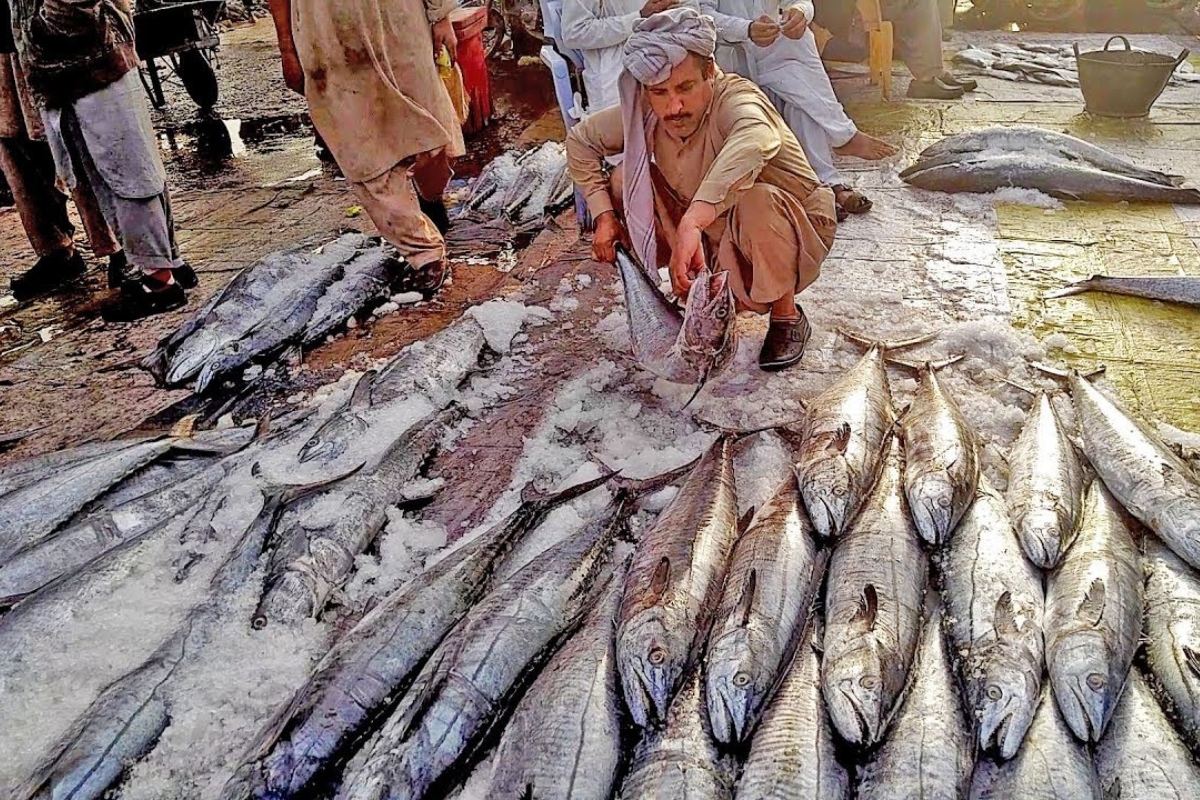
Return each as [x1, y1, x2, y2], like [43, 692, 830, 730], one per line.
[1174, 49, 1191, 69]
[1103, 35, 1132, 53]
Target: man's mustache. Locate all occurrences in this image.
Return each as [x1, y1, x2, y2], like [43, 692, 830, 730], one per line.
[664, 113, 692, 123]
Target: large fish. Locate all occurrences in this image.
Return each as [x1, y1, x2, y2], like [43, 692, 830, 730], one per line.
[898, 359, 979, 545]
[337, 484, 636, 800]
[705, 472, 825, 745]
[615, 244, 737, 391]
[487, 560, 628, 800]
[616, 436, 739, 728]
[734, 623, 850, 800]
[969, 688, 1102, 800]
[1046, 274, 1200, 310]
[900, 152, 1200, 204]
[941, 477, 1045, 759]
[0, 436, 155, 499]
[1006, 390, 1086, 569]
[1142, 537, 1200, 755]
[821, 435, 927, 746]
[915, 127, 1184, 188]
[617, 670, 737, 800]
[857, 604, 975, 800]
[792, 332, 929, 539]
[1045, 480, 1142, 743]
[1070, 373, 1200, 571]
[219, 473, 614, 800]
[1096, 668, 1200, 799]
[302, 243, 399, 346]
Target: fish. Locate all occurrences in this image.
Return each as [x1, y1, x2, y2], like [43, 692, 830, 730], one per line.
[792, 332, 930, 539]
[616, 436, 739, 728]
[821, 435, 927, 747]
[1096, 668, 1200, 799]
[302, 242, 400, 345]
[941, 476, 1045, 760]
[898, 358, 979, 545]
[1070, 373, 1200, 571]
[486, 560, 628, 800]
[0, 436, 151, 499]
[952, 48, 998, 69]
[1142, 537, 1200, 755]
[901, 152, 1200, 204]
[218, 472, 615, 800]
[336, 480, 636, 800]
[704, 472, 826, 745]
[614, 244, 737, 391]
[1045, 274, 1200, 310]
[968, 687, 1102, 800]
[734, 622, 850, 800]
[616, 670, 737, 800]
[857, 603, 975, 800]
[464, 152, 518, 213]
[1006, 390, 1086, 569]
[1044, 480, 1142, 742]
[914, 127, 1184, 188]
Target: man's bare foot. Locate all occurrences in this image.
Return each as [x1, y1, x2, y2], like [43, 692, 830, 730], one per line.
[835, 131, 898, 161]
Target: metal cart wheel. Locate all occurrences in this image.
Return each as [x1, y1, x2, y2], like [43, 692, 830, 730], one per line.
[175, 48, 219, 108]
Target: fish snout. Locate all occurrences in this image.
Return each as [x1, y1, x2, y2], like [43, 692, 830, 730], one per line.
[705, 676, 751, 745]
[1061, 672, 1108, 742]
[621, 659, 667, 728]
[977, 687, 1033, 760]
[828, 679, 881, 745]
[708, 270, 731, 297]
[915, 494, 953, 546]
[1015, 511, 1065, 569]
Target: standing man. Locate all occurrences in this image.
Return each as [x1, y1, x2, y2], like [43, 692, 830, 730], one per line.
[269, 0, 465, 294]
[567, 8, 837, 371]
[700, 0, 896, 216]
[12, 0, 194, 318]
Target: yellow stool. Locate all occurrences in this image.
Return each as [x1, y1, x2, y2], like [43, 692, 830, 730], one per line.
[856, 0, 894, 100]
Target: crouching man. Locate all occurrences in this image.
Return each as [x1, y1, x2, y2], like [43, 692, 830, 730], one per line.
[566, 7, 837, 371]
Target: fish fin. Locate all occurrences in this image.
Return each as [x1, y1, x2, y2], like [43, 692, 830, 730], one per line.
[169, 413, 201, 438]
[994, 591, 1020, 635]
[1043, 276, 1103, 300]
[612, 456, 701, 497]
[885, 354, 965, 372]
[737, 569, 759, 628]
[1183, 646, 1200, 678]
[255, 461, 364, 507]
[831, 423, 852, 454]
[649, 556, 671, 602]
[349, 370, 378, 410]
[1077, 578, 1106, 627]
[738, 507, 756, 536]
[1000, 377, 1039, 396]
[1032, 361, 1105, 382]
[839, 329, 938, 352]
[519, 469, 616, 506]
[851, 585, 879, 631]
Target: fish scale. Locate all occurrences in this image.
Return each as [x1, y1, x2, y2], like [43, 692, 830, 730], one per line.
[1142, 537, 1200, 756]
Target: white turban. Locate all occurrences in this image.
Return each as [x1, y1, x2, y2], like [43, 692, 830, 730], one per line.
[618, 8, 718, 274]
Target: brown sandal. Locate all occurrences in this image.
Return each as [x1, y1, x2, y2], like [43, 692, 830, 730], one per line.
[833, 185, 873, 215]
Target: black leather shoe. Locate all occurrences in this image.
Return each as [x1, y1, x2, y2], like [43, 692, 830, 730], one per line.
[107, 250, 132, 289]
[938, 72, 978, 92]
[104, 276, 187, 322]
[907, 78, 965, 100]
[396, 259, 449, 298]
[172, 262, 198, 289]
[11, 250, 86, 300]
[759, 307, 812, 371]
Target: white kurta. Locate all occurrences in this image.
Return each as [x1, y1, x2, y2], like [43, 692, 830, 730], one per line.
[699, 0, 857, 184]
[559, 0, 646, 113]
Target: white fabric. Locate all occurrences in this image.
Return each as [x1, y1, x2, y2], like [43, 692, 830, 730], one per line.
[560, 0, 646, 112]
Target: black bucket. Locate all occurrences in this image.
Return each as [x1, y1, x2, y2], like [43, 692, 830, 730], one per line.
[1075, 36, 1189, 118]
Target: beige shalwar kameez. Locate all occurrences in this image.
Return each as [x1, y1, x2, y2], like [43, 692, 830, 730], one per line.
[567, 71, 837, 313]
[292, 0, 466, 267]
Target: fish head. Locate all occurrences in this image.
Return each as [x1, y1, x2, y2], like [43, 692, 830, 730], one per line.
[823, 643, 889, 745]
[296, 413, 368, 465]
[1015, 507, 1068, 569]
[704, 626, 773, 744]
[617, 609, 691, 727]
[1048, 632, 1115, 742]
[165, 330, 221, 385]
[798, 467, 852, 538]
[679, 269, 737, 379]
[908, 474, 957, 546]
[195, 341, 248, 394]
[973, 645, 1042, 759]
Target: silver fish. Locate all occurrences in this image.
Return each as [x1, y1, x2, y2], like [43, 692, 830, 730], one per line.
[901, 152, 1200, 204]
[734, 623, 850, 800]
[615, 245, 737, 390]
[1007, 391, 1086, 569]
[941, 477, 1045, 760]
[616, 436, 739, 728]
[302, 243, 399, 345]
[1070, 373, 1200, 571]
[857, 603, 974, 800]
[969, 688, 1102, 800]
[1046, 274, 1200, 310]
[821, 435, 927, 746]
[617, 670, 737, 800]
[0, 436, 154, 499]
[705, 472, 825, 745]
[336, 484, 633, 800]
[464, 153, 518, 213]
[1142, 537, 1200, 755]
[1096, 668, 1200, 799]
[915, 127, 1184, 188]
[1045, 480, 1142, 743]
[218, 473, 613, 800]
[487, 560, 628, 800]
[899, 360, 979, 545]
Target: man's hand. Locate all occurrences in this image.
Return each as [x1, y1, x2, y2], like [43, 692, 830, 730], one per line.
[749, 15, 780, 48]
[640, 0, 678, 18]
[280, 48, 305, 95]
[669, 202, 717, 296]
[432, 16, 457, 62]
[592, 211, 625, 264]
[780, 6, 809, 39]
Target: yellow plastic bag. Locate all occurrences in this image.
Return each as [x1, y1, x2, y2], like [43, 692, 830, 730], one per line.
[437, 47, 470, 125]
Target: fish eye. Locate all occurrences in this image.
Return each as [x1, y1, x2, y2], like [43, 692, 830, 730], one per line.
[986, 685, 1003, 700]
[938, 497, 952, 508]
[715, 307, 728, 319]
[648, 647, 667, 666]
[833, 487, 847, 497]
[1086, 673, 1107, 690]
[733, 672, 751, 687]
[860, 675, 879, 689]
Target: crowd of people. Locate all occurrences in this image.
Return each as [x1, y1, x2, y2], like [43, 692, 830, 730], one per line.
[1, 0, 974, 369]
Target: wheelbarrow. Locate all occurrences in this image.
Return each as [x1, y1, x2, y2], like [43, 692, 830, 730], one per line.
[134, 0, 226, 109]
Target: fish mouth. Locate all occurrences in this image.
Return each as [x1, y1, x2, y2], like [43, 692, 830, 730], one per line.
[623, 661, 663, 728]
[708, 270, 730, 297]
[1067, 677, 1103, 742]
[706, 682, 746, 745]
[836, 685, 876, 745]
[812, 496, 841, 538]
[978, 695, 1022, 760]
[918, 497, 951, 545]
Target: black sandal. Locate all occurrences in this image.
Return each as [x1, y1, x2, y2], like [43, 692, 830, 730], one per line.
[103, 274, 187, 322]
[833, 185, 873, 215]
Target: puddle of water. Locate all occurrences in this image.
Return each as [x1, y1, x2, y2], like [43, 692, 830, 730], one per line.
[156, 113, 328, 188]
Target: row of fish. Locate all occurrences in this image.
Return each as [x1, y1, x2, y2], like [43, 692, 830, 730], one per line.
[461, 141, 575, 224]
[141, 233, 410, 393]
[901, 126, 1200, 204]
[952, 42, 1200, 88]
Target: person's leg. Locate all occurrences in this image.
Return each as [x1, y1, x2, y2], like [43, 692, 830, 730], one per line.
[766, 89, 844, 186]
[411, 148, 452, 235]
[760, 34, 859, 148]
[351, 161, 448, 294]
[884, 0, 944, 81]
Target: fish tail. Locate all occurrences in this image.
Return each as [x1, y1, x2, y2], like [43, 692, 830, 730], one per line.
[839, 328, 939, 352]
[518, 469, 617, 506]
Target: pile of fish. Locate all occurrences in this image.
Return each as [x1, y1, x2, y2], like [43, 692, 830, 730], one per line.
[141, 233, 412, 393]
[460, 141, 574, 224]
[952, 41, 1200, 87]
[9, 311, 1200, 800]
[901, 127, 1200, 204]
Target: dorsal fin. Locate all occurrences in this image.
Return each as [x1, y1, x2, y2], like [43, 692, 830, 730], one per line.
[738, 507, 756, 536]
[1184, 646, 1200, 678]
[831, 423, 852, 454]
[649, 557, 671, 601]
[994, 591, 1019, 635]
[850, 585, 878, 631]
[1077, 578, 1106, 627]
[349, 370, 378, 410]
[737, 569, 758, 628]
